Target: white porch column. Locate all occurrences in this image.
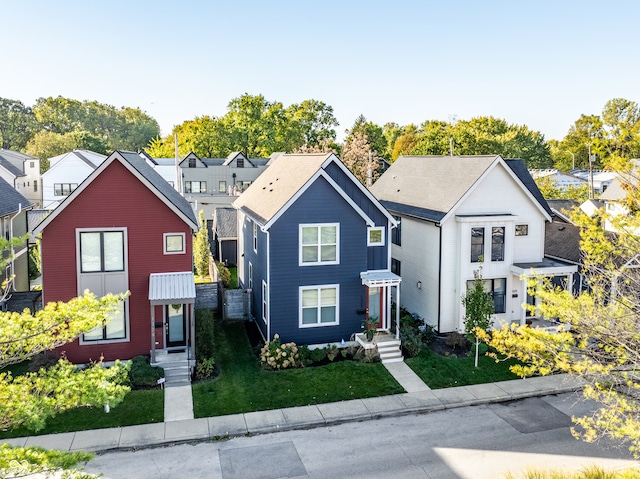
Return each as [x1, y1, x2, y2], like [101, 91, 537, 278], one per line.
[520, 277, 527, 326]
[395, 284, 400, 340]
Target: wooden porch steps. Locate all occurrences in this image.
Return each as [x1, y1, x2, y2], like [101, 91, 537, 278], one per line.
[377, 339, 403, 364]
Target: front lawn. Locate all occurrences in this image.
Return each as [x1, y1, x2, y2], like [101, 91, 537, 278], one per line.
[192, 319, 404, 417]
[0, 388, 164, 439]
[406, 347, 521, 389]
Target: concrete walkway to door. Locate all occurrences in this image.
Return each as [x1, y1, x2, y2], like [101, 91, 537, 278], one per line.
[383, 361, 431, 393]
[164, 385, 194, 421]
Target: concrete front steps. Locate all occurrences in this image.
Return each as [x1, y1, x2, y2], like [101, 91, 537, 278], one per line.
[377, 339, 403, 363]
[151, 351, 193, 387]
[355, 332, 404, 364]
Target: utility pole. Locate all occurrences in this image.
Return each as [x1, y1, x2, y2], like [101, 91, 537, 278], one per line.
[588, 144, 595, 199]
[566, 151, 575, 170]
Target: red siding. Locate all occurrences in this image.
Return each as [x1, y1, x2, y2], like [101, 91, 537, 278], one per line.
[41, 160, 193, 363]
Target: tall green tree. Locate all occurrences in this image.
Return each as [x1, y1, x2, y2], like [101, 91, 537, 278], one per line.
[0, 98, 36, 150]
[286, 99, 338, 148]
[480, 161, 640, 457]
[348, 115, 387, 158]
[461, 268, 494, 368]
[193, 210, 210, 277]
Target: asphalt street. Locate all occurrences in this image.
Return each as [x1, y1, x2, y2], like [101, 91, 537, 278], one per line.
[84, 392, 640, 479]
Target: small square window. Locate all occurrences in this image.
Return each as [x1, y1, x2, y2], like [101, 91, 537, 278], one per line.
[164, 233, 185, 254]
[515, 225, 528, 236]
[367, 227, 385, 246]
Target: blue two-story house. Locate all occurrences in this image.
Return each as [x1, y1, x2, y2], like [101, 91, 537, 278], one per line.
[233, 153, 401, 356]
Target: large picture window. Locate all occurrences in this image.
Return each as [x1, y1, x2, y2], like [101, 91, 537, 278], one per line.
[470, 227, 484, 262]
[300, 285, 339, 327]
[466, 277, 506, 314]
[300, 224, 339, 265]
[184, 181, 206, 193]
[80, 231, 124, 273]
[83, 300, 126, 341]
[491, 227, 505, 262]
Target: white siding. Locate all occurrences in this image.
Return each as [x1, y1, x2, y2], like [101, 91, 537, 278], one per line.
[42, 156, 96, 208]
[391, 215, 440, 328]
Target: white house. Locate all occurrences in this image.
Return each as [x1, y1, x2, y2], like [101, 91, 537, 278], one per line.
[41, 150, 107, 208]
[529, 169, 587, 190]
[0, 149, 41, 208]
[370, 155, 578, 333]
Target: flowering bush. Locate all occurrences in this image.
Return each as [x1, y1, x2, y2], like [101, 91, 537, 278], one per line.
[259, 334, 301, 370]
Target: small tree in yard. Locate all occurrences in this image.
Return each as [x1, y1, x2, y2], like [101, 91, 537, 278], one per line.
[194, 209, 210, 277]
[461, 268, 494, 368]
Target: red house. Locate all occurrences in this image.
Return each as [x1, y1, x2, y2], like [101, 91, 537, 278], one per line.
[34, 151, 199, 364]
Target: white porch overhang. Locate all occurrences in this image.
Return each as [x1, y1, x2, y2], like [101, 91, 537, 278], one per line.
[360, 271, 402, 287]
[511, 258, 578, 277]
[149, 271, 196, 305]
[148, 271, 196, 363]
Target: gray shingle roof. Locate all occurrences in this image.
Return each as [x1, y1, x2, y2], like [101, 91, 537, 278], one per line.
[545, 220, 583, 264]
[213, 207, 237, 239]
[117, 151, 198, 228]
[0, 177, 32, 217]
[233, 153, 333, 224]
[0, 156, 24, 177]
[546, 199, 579, 223]
[370, 155, 551, 222]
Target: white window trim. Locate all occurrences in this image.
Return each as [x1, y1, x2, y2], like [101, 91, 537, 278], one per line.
[299, 223, 340, 266]
[253, 222, 258, 253]
[367, 226, 385, 246]
[76, 227, 130, 345]
[163, 232, 186, 254]
[299, 284, 340, 328]
[262, 280, 268, 324]
[248, 262, 253, 290]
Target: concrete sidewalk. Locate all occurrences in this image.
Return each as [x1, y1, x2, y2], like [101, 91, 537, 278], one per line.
[3, 374, 584, 454]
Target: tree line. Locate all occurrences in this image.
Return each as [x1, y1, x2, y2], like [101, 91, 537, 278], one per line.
[2, 94, 639, 177]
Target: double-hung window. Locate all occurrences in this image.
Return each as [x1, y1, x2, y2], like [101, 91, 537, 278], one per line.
[300, 285, 339, 327]
[184, 181, 206, 193]
[253, 222, 258, 253]
[470, 227, 484, 262]
[300, 223, 339, 265]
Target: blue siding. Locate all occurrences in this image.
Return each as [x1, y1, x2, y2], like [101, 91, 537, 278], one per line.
[268, 176, 371, 345]
[325, 161, 390, 270]
[241, 217, 268, 339]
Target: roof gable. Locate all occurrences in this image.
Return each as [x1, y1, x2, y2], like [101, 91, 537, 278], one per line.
[223, 151, 255, 167]
[179, 152, 207, 168]
[370, 155, 551, 223]
[34, 151, 198, 233]
[233, 153, 395, 229]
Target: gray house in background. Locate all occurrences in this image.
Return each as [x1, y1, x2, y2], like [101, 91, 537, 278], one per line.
[0, 149, 41, 208]
[179, 151, 272, 217]
[212, 207, 237, 265]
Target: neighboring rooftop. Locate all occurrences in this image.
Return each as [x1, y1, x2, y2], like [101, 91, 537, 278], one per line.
[0, 177, 32, 216]
[48, 150, 107, 169]
[545, 221, 583, 264]
[213, 207, 237, 239]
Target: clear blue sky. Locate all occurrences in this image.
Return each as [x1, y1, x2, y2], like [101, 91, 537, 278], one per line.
[3, 0, 639, 142]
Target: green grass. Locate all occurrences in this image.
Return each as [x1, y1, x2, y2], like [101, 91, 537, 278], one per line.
[192, 320, 404, 417]
[229, 267, 238, 289]
[0, 385, 164, 440]
[406, 347, 521, 389]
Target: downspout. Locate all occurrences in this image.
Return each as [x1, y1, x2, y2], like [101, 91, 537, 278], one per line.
[9, 203, 23, 292]
[437, 222, 442, 333]
[266, 228, 270, 341]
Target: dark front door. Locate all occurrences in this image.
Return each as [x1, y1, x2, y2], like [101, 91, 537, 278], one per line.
[166, 304, 187, 348]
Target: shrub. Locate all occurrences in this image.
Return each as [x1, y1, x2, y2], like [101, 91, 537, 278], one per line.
[259, 334, 301, 370]
[28, 353, 60, 372]
[445, 332, 470, 353]
[421, 323, 436, 345]
[195, 357, 215, 381]
[325, 344, 339, 362]
[195, 309, 215, 360]
[400, 324, 423, 358]
[309, 347, 326, 363]
[129, 355, 164, 389]
[216, 261, 231, 287]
